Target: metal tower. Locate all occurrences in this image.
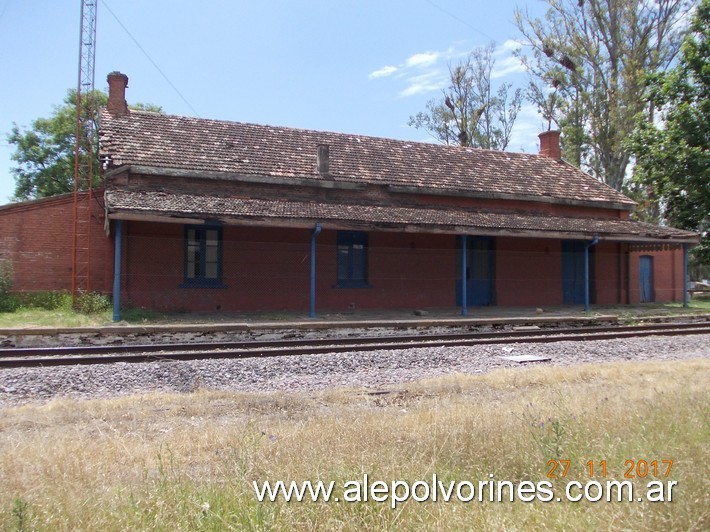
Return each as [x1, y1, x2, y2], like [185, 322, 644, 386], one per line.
[72, 0, 98, 300]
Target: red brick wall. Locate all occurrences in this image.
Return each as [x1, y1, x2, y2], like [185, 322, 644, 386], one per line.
[316, 231, 455, 311]
[121, 223, 456, 312]
[496, 238, 563, 306]
[628, 248, 684, 304]
[494, 240, 635, 307]
[122, 224, 311, 311]
[0, 193, 111, 293]
[595, 242, 624, 305]
[120, 223, 688, 312]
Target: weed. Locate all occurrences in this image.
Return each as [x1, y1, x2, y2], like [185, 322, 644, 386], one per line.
[11, 498, 32, 531]
[73, 291, 112, 314]
[15, 291, 71, 310]
[0, 260, 17, 313]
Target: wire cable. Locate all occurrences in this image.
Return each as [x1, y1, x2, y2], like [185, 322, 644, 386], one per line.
[423, 0, 496, 42]
[100, 0, 200, 117]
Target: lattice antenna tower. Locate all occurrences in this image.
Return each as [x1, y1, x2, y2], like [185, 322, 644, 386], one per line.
[72, 0, 98, 300]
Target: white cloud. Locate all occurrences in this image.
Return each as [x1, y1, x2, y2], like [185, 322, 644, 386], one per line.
[398, 71, 447, 97]
[370, 42, 527, 98]
[404, 51, 440, 68]
[492, 39, 525, 79]
[496, 39, 523, 55]
[368, 65, 398, 79]
[369, 46, 463, 98]
[492, 55, 526, 79]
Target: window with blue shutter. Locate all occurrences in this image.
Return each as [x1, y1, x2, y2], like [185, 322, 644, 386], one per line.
[336, 231, 369, 288]
[184, 226, 223, 287]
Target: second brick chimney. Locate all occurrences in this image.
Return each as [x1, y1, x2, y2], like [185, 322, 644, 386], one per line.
[538, 130, 562, 160]
[107, 71, 129, 117]
[317, 144, 330, 175]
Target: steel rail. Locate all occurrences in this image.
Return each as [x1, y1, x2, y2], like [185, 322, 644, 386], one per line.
[0, 322, 708, 369]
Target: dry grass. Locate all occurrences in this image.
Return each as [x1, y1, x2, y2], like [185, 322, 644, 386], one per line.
[0, 359, 708, 531]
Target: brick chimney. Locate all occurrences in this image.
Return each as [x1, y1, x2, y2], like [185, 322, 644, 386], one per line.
[107, 71, 129, 117]
[317, 144, 330, 175]
[538, 130, 561, 159]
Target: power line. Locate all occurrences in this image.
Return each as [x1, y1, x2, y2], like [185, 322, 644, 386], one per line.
[100, 0, 200, 117]
[423, 0, 496, 42]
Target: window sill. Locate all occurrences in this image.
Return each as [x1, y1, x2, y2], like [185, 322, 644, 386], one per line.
[180, 281, 229, 289]
[334, 283, 372, 289]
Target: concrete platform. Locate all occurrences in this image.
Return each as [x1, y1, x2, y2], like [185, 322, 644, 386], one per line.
[0, 305, 707, 338]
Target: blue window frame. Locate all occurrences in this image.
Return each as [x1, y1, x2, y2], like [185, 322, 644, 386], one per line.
[183, 225, 223, 287]
[337, 231, 369, 288]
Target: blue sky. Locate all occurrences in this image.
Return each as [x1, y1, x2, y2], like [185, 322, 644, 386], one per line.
[0, 0, 549, 204]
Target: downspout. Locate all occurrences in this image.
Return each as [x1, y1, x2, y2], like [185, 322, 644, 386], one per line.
[683, 243, 689, 308]
[309, 223, 322, 319]
[625, 245, 631, 304]
[584, 236, 599, 312]
[112, 219, 123, 322]
[461, 235, 468, 316]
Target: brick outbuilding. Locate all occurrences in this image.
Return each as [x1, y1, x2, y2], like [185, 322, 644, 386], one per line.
[0, 72, 699, 318]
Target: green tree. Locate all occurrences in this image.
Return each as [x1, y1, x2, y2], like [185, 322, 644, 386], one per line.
[630, 0, 709, 266]
[515, 0, 693, 191]
[409, 43, 523, 150]
[8, 89, 162, 201]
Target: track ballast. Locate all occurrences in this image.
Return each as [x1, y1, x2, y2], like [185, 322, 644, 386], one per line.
[1, 321, 708, 369]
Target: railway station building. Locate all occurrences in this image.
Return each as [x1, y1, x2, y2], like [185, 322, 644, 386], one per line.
[0, 72, 700, 318]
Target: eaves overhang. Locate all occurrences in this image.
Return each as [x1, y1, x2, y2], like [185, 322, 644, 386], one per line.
[387, 184, 634, 211]
[104, 189, 700, 245]
[104, 164, 367, 191]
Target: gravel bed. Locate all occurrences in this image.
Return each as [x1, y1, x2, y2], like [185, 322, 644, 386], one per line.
[0, 334, 708, 408]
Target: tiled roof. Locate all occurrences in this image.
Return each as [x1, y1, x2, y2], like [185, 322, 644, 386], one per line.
[105, 190, 698, 243]
[100, 110, 634, 208]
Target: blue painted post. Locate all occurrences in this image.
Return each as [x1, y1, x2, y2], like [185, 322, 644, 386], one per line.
[112, 219, 123, 322]
[461, 234, 468, 316]
[584, 236, 599, 312]
[683, 243, 689, 308]
[309, 223, 322, 318]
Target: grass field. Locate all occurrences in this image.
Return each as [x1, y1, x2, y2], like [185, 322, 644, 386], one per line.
[1, 359, 708, 531]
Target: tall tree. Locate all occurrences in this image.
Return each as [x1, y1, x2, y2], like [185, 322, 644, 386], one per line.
[515, 0, 693, 191]
[409, 43, 523, 150]
[8, 89, 162, 201]
[630, 0, 709, 265]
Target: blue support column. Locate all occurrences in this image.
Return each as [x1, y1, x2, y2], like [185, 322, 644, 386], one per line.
[309, 223, 322, 319]
[584, 236, 599, 312]
[461, 234, 468, 316]
[112, 219, 123, 322]
[683, 243, 689, 308]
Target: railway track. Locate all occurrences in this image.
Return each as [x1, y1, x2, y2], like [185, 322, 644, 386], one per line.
[1, 321, 708, 369]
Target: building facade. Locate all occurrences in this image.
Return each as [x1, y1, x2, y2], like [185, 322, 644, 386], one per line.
[0, 72, 698, 317]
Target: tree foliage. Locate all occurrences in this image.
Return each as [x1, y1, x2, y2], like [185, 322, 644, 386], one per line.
[409, 43, 523, 150]
[515, 0, 693, 191]
[630, 0, 709, 266]
[8, 90, 162, 201]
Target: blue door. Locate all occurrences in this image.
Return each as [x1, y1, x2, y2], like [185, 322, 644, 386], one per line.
[456, 236, 495, 306]
[639, 256, 654, 303]
[561, 240, 594, 304]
